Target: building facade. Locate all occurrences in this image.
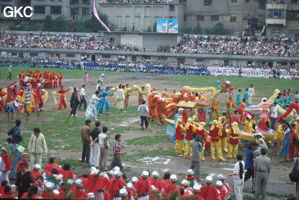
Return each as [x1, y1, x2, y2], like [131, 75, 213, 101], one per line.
[98, 2, 185, 32]
[266, 0, 299, 37]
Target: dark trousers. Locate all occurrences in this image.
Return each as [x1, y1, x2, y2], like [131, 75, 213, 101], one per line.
[82, 142, 90, 163]
[109, 155, 126, 178]
[70, 106, 78, 115]
[270, 117, 276, 130]
[190, 160, 200, 180]
[79, 97, 87, 110]
[140, 116, 148, 129]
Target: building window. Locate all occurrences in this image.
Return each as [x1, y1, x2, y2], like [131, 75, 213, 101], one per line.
[196, 15, 204, 21]
[268, 9, 285, 19]
[291, 0, 299, 3]
[231, 0, 237, 3]
[29, 53, 38, 57]
[82, 8, 89, 16]
[71, 0, 79, 4]
[135, 15, 141, 18]
[169, 4, 175, 11]
[116, 15, 122, 18]
[230, 16, 236, 23]
[34, 6, 45, 14]
[245, 0, 249, 3]
[66, 54, 75, 58]
[211, 15, 219, 21]
[71, 8, 79, 16]
[204, 0, 212, 6]
[82, 0, 90, 4]
[51, 6, 61, 14]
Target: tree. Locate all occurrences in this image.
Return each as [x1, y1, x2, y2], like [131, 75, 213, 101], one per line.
[153, 22, 157, 32]
[192, 25, 202, 34]
[52, 16, 70, 32]
[43, 15, 54, 31]
[147, 26, 152, 32]
[211, 23, 225, 35]
[179, 25, 192, 34]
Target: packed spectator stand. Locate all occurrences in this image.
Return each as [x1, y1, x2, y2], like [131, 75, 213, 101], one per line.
[1, 31, 298, 57]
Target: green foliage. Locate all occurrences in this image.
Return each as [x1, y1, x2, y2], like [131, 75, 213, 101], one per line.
[192, 24, 202, 34]
[10, 14, 111, 32]
[179, 25, 192, 34]
[211, 23, 226, 35]
[126, 135, 169, 146]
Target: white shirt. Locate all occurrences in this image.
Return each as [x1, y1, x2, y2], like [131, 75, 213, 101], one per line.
[270, 105, 278, 118]
[248, 87, 255, 96]
[98, 133, 108, 148]
[80, 88, 86, 96]
[233, 161, 245, 180]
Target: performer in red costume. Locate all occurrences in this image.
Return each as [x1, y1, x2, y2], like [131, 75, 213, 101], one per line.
[0, 87, 6, 111]
[33, 83, 44, 111]
[56, 86, 69, 110]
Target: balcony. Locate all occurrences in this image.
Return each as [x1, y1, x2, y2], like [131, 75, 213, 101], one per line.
[266, 18, 286, 25]
[267, 2, 286, 10]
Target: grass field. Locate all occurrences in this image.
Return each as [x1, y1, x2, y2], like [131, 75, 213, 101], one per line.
[0, 67, 298, 198]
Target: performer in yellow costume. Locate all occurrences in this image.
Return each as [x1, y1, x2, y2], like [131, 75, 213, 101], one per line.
[218, 113, 228, 153]
[209, 120, 224, 161]
[175, 116, 185, 156]
[227, 122, 239, 159]
[194, 122, 208, 161]
[184, 115, 197, 158]
[273, 123, 284, 155]
[243, 115, 256, 133]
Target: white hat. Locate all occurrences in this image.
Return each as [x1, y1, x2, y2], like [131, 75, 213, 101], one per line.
[205, 176, 213, 183]
[296, 116, 299, 120]
[170, 174, 177, 181]
[56, 174, 63, 181]
[53, 189, 60, 195]
[91, 168, 99, 175]
[181, 179, 189, 186]
[152, 171, 159, 177]
[113, 166, 120, 172]
[178, 108, 184, 112]
[107, 170, 114, 175]
[187, 169, 194, 175]
[126, 182, 133, 188]
[90, 167, 96, 172]
[114, 170, 122, 177]
[45, 182, 55, 189]
[101, 74, 104, 76]
[75, 179, 83, 186]
[67, 179, 74, 185]
[100, 172, 108, 179]
[193, 183, 201, 191]
[119, 188, 127, 196]
[34, 164, 41, 169]
[131, 176, 138, 182]
[216, 180, 223, 187]
[217, 174, 225, 180]
[87, 193, 95, 198]
[141, 171, 149, 177]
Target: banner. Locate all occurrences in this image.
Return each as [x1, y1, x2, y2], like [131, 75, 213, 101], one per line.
[93, 0, 111, 32]
[156, 18, 178, 33]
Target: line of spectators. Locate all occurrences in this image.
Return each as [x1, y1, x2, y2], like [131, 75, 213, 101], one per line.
[170, 35, 299, 57]
[1, 57, 299, 79]
[1, 31, 299, 57]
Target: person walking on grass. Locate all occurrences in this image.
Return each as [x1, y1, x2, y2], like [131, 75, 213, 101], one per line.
[99, 126, 110, 171]
[79, 85, 87, 111]
[138, 100, 149, 130]
[81, 120, 91, 163]
[254, 148, 271, 200]
[190, 134, 202, 180]
[109, 134, 126, 172]
[229, 154, 245, 200]
[27, 128, 47, 170]
[89, 121, 101, 167]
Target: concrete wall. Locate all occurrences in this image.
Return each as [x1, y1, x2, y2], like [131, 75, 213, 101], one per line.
[99, 3, 184, 32]
[120, 33, 143, 48]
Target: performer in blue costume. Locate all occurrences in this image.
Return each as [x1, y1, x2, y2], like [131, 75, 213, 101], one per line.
[243, 88, 249, 107]
[216, 80, 221, 90]
[274, 93, 285, 108]
[97, 87, 111, 114]
[167, 108, 184, 143]
[236, 89, 242, 107]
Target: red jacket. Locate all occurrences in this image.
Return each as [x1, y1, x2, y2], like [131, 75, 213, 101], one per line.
[199, 185, 220, 200]
[209, 127, 220, 142]
[31, 169, 42, 180]
[21, 192, 39, 199]
[59, 169, 74, 181]
[164, 183, 180, 195]
[108, 177, 126, 198]
[69, 187, 88, 199]
[217, 187, 228, 200]
[1, 155, 10, 171]
[44, 163, 60, 176]
[135, 178, 151, 196]
[176, 126, 184, 140]
[160, 179, 171, 191]
[151, 178, 162, 191]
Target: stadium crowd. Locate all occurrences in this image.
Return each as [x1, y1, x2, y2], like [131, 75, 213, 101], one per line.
[169, 36, 299, 57]
[1, 31, 299, 57]
[104, 0, 174, 4]
[0, 32, 138, 51]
